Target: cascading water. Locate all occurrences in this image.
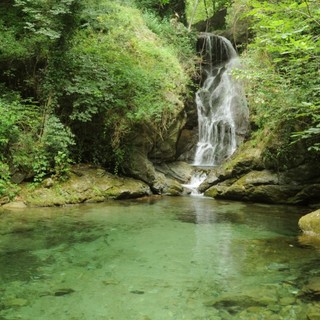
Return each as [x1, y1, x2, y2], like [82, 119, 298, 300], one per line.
[193, 34, 249, 167]
[182, 170, 207, 195]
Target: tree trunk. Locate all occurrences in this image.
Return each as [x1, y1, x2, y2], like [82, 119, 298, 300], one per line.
[188, 0, 200, 31]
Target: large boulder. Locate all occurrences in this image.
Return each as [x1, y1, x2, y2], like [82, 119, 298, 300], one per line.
[123, 150, 185, 195]
[204, 169, 306, 203]
[154, 161, 194, 183]
[204, 167, 320, 205]
[122, 102, 189, 193]
[200, 138, 320, 205]
[299, 209, 320, 236]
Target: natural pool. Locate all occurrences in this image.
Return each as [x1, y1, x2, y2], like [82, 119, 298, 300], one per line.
[0, 196, 319, 320]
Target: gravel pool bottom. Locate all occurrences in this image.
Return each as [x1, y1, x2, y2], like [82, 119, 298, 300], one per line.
[0, 196, 319, 320]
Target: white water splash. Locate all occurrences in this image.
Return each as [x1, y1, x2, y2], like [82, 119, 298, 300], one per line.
[182, 171, 207, 196]
[194, 34, 248, 166]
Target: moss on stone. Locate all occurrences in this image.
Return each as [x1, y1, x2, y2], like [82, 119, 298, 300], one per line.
[299, 209, 320, 235]
[16, 165, 151, 207]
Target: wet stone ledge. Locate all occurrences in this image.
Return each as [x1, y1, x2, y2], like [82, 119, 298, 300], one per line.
[2, 164, 152, 208]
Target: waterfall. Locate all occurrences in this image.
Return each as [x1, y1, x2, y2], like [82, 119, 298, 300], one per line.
[182, 170, 207, 195]
[194, 34, 249, 167]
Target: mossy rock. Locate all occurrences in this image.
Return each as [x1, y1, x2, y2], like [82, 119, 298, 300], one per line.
[234, 170, 279, 185]
[222, 144, 264, 177]
[204, 182, 232, 199]
[152, 172, 184, 195]
[18, 164, 152, 207]
[2, 201, 28, 209]
[299, 209, 320, 235]
[204, 170, 303, 204]
[248, 185, 302, 204]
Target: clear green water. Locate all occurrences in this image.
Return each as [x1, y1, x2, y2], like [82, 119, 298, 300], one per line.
[0, 196, 319, 320]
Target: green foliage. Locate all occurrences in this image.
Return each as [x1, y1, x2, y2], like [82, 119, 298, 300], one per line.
[232, 50, 297, 130]
[0, 98, 20, 157]
[0, 161, 19, 199]
[0, 0, 195, 185]
[135, 0, 187, 23]
[32, 153, 50, 184]
[0, 0, 81, 188]
[135, 0, 168, 10]
[0, 0, 82, 101]
[27, 114, 73, 182]
[113, 147, 126, 175]
[142, 11, 196, 69]
[30, 115, 75, 183]
[229, 0, 320, 160]
[14, 0, 82, 41]
[41, 115, 75, 157]
[53, 151, 72, 181]
[0, 21, 29, 61]
[0, 90, 75, 188]
[45, 0, 194, 169]
[32, 149, 72, 183]
[245, 0, 319, 80]
[291, 103, 320, 152]
[0, 92, 42, 165]
[186, 0, 231, 26]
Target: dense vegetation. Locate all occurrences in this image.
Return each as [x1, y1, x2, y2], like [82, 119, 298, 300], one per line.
[0, 0, 196, 198]
[0, 0, 319, 200]
[228, 0, 320, 168]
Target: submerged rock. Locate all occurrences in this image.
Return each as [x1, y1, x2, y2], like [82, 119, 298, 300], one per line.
[130, 290, 145, 295]
[3, 297, 28, 308]
[205, 287, 278, 317]
[303, 277, 320, 294]
[54, 288, 75, 296]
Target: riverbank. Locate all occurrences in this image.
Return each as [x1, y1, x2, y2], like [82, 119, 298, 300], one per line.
[2, 161, 320, 239]
[1, 164, 151, 209]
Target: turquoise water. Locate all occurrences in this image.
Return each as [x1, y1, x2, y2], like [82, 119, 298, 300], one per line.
[0, 196, 319, 319]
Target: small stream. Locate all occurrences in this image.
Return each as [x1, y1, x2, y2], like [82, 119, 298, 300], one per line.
[0, 196, 319, 319]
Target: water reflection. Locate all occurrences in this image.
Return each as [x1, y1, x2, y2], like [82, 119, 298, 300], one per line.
[0, 197, 319, 319]
[190, 198, 239, 292]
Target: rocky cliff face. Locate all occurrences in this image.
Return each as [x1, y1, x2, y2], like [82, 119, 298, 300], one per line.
[121, 100, 194, 195]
